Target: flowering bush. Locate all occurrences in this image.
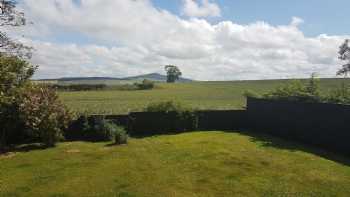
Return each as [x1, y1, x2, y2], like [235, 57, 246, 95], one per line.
[19, 85, 73, 147]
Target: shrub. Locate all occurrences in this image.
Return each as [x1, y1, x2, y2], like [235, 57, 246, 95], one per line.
[66, 116, 126, 142]
[144, 101, 198, 131]
[19, 85, 73, 147]
[263, 74, 322, 103]
[135, 79, 155, 90]
[145, 100, 189, 113]
[0, 55, 36, 148]
[243, 90, 261, 98]
[65, 115, 90, 141]
[114, 126, 128, 145]
[326, 83, 350, 104]
[84, 117, 116, 141]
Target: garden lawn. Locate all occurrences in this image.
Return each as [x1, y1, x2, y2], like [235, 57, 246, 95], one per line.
[1, 131, 350, 197]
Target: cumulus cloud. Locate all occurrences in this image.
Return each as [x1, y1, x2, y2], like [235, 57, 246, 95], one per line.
[10, 0, 349, 80]
[182, 0, 221, 18]
[290, 17, 304, 27]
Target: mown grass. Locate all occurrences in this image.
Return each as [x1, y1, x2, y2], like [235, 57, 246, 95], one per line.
[59, 78, 350, 114]
[1, 131, 350, 197]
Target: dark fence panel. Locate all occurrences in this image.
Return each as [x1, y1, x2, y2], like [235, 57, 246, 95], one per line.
[197, 110, 248, 131]
[246, 97, 350, 155]
[128, 112, 197, 135]
[105, 115, 129, 129]
[69, 98, 350, 156]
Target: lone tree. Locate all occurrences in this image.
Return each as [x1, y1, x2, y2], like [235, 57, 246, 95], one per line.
[165, 65, 182, 83]
[337, 39, 350, 76]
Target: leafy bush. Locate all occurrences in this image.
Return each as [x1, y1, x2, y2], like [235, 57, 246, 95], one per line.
[135, 79, 155, 90]
[144, 101, 198, 131]
[263, 74, 322, 102]
[19, 85, 73, 147]
[326, 83, 350, 104]
[145, 100, 190, 113]
[65, 115, 90, 141]
[0, 55, 74, 149]
[243, 90, 261, 98]
[66, 116, 124, 142]
[0, 55, 36, 148]
[114, 126, 128, 145]
[84, 116, 117, 142]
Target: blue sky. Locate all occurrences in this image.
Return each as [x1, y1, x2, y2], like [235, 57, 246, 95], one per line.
[14, 0, 349, 80]
[153, 0, 349, 37]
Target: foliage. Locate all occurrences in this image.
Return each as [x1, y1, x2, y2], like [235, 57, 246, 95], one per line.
[145, 100, 191, 113]
[243, 90, 261, 98]
[143, 101, 198, 132]
[326, 83, 350, 104]
[165, 65, 182, 83]
[0, 55, 36, 103]
[83, 117, 118, 142]
[263, 74, 322, 102]
[19, 85, 73, 147]
[0, 55, 36, 148]
[0, 2, 73, 148]
[0, 0, 32, 59]
[337, 39, 350, 76]
[114, 126, 128, 145]
[50, 84, 107, 91]
[0, 55, 73, 148]
[134, 79, 154, 90]
[66, 115, 126, 142]
[65, 115, 90, 140]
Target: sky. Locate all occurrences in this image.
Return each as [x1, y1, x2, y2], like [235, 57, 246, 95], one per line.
[4, 0, 350, 80]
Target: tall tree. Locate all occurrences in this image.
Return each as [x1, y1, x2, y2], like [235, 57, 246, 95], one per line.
[337, 39, 350, 76]
[0, 0, 32, 59]
[165, 65, 182, 83]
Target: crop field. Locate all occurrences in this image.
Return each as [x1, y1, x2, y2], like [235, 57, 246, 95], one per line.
[59, 78, 350, 114]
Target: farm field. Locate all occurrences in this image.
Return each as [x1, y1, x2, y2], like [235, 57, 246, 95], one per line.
[1, 131, 350, 197]
[59, 78, 350, 114]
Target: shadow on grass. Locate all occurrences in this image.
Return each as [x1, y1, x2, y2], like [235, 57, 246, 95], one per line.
[130, 131, 185, 139]
[105, 142, 117, 147]
[1, 143, 48, 155]
[130, 129, 350, 166]
[234, 129, 350, 167]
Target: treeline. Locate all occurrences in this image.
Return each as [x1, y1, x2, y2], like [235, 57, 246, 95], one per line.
[49, 79, 155, 91]
[50, 84, 108, 91]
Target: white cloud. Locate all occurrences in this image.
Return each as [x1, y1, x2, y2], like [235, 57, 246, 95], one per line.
[290, 16, 304, 27]
[182, 0, 221, 18]
[10, 0, 349, 80]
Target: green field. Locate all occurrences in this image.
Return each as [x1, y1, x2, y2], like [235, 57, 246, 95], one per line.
[1, 131, 349, 197]
[59, 78, 350, 114]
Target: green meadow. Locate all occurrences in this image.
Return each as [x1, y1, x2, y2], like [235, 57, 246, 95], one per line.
[1, 131, 350, 197]
[59, 78, 350, 114]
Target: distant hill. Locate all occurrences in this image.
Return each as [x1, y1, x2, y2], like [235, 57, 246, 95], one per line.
[122, 73, 192, 82]
[35, 73, 193, 85]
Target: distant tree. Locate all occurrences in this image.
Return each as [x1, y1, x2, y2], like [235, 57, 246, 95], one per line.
[165, 65, 182, 83]
[337, 39, 350, 76]
[0, 0, 32, 59]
